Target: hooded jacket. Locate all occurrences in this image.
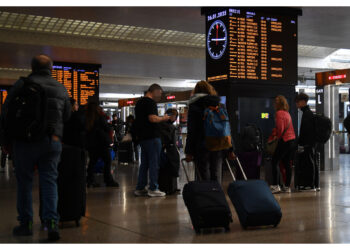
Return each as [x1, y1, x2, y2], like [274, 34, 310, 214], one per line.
[2, 69, 71, 139]
[185, 94, 222, 157]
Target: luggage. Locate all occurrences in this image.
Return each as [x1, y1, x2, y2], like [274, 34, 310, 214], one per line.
[226, 158, 282, 229]
[159, 151, 178, 194]
[94, 148, 115, 173]
[118, 141, 133, 163]
[313, 114, 332, 144]
[181, 159, 232, 233]
[57, 145, 87, 226]
[240, 124, 263, 152]
[158, 146, 180, 194]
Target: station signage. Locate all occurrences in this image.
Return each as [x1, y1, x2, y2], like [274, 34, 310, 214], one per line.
[316, 69, 350, 86]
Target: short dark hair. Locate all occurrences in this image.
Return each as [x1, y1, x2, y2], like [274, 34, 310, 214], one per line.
[148, 83, 163, 93]
[31, 54, 53, 72]
[295, 92, 309, 103]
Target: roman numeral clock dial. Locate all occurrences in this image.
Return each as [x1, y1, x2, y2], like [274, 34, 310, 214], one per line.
[207, 20, 227, 60]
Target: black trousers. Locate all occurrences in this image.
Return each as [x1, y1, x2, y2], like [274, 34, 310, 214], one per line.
[87, 147, 113, 184]
[272, 139, 296, 187]
[296, 146, 316, 188]
[195, 149, 224, 183]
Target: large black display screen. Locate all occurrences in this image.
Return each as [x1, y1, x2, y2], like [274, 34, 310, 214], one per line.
[52, 62, 101, 106]
[205, 8, 298, 85]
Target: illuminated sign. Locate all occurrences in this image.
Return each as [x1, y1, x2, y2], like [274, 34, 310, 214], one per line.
[166, 95, 176, 100]
[126, 100, 134, 105]
[52, 62, 101, 106]
[316, 69, 350, 86]
[205, 7, 299, 84]
[261, 113, 269, 119]
[328, 74, 346, 80]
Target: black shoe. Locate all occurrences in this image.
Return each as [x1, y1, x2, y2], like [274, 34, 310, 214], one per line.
[47, 219, 60, 241]
[106, 181, 119, 187]
[13, 221, 33, 236]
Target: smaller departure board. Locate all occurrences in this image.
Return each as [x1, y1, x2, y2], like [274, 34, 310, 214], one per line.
[52, 62, 101, 106]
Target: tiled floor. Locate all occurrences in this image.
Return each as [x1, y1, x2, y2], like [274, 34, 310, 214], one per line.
[1, 155, 350, 243]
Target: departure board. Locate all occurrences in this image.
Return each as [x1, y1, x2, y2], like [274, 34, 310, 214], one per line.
[205, 8, 299, 84]
[52, 62, 101, 106]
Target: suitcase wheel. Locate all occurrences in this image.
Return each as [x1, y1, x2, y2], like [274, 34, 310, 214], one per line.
[75, 220, 80, 227]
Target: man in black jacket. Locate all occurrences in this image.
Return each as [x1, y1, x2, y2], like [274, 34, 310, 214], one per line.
[2, 54, 71, 241]
[295, 93, 318, 192]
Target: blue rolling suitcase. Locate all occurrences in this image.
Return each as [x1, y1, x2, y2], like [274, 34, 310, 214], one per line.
[181, 159, 233, 233]
[226, 158, 282, 229]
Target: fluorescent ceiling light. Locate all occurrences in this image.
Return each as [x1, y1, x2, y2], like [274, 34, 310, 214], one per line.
[99, 93, 142, 99]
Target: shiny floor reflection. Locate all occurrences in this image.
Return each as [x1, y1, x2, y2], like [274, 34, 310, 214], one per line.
[1, 155, 350, 243]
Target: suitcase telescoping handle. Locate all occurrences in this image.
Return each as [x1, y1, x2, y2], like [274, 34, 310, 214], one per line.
[181, 158, 202, 183]
[225, 157, 248, 181]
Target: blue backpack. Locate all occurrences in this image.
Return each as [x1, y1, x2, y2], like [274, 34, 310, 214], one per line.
[203, 105, 232, 151]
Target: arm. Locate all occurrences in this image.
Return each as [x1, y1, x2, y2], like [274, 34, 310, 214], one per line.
[148, 114, 169, 123]
[185, 107, 199, 156]
[62, 88, 71, 123]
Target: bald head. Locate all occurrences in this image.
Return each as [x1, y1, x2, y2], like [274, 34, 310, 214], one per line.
[31, 54, 53, 73]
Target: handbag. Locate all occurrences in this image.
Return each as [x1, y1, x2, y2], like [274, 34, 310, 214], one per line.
[266, 121, 291, 156]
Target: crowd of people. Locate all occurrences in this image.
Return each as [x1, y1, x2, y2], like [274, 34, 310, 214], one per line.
[0, 54, 321, 241]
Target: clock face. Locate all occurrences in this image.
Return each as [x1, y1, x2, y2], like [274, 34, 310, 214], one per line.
[207, 20, 227, 60]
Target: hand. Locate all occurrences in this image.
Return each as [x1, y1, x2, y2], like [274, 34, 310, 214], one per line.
[227, 151, 236, 161]
[163, 114, 170, 121]
[185, 154, 193, 162]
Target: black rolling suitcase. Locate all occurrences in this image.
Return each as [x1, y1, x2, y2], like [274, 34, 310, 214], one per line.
[181, 159, 232, 233]
[118, 141, 133, 163]
[226, 158, 282, 229]
[57, 145, 87, 226]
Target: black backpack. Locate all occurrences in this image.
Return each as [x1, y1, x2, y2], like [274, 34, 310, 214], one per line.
[344, 115, 350, 133]
[240, 124, 263, 152]
[313, 114, 332, 144]
[3, 77, 48, 142]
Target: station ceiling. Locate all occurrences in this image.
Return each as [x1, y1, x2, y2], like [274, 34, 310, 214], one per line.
[0, 7, 348, 97]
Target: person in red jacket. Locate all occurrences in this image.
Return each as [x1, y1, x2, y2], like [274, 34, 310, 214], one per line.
[270, 95, 296, 194]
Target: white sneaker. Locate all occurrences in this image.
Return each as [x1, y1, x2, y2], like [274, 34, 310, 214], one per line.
[281, 187, 291, 193]
[270, 185, 281, 194]
[147, 189, 166, 197]
[316, 187, 321, 192]
[134, 189, 148, 197]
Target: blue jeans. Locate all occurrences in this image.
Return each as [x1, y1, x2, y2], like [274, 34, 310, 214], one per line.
[136, 138, 161, 191]
[13, 136, 62, 224]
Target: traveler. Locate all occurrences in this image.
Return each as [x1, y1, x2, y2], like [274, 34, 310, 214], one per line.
[158, 109, 180, 194]
[112, 114, 124, 142]
[125, 115, 139, 162]
[185, 81, 235, 183]
[295, 93, 318, 192]
[270, 95, 296, 194]
[134, 84, 170, 197]
[86, 101, 119, 188]
[1, 54, 71, 241]
[62, 98, 86, 148]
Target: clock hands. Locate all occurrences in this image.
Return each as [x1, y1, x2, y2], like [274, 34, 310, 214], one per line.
[216, 24, 218, 45]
